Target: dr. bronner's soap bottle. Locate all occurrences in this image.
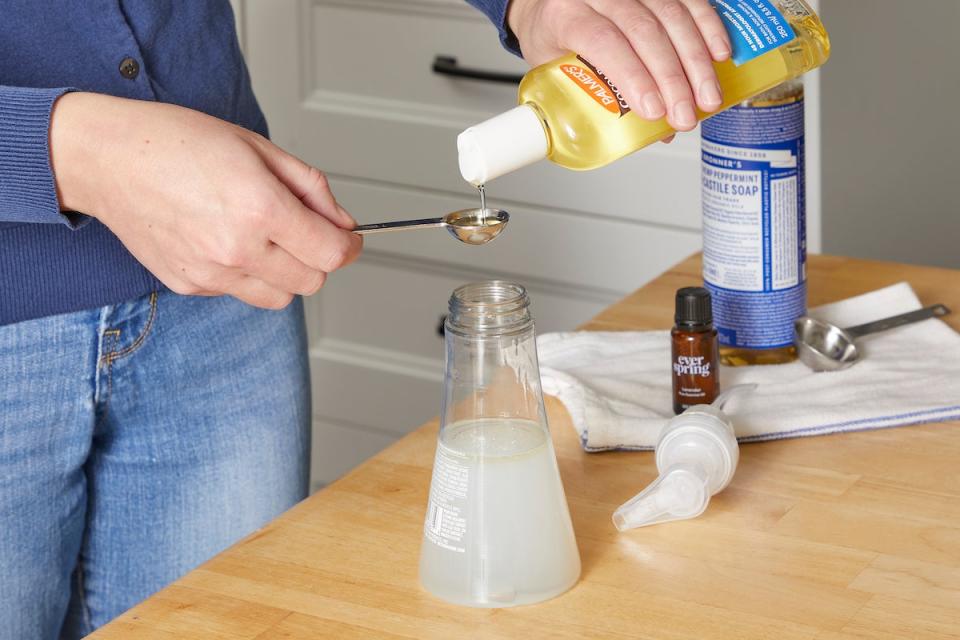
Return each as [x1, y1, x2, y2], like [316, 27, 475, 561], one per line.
[457, 0, 829, 184]
[702, 80, 806, 365]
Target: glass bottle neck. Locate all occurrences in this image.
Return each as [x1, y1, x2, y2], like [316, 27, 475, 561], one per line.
[441, 281, 545, 429]
[446, 281, 533, 338]
[674, 322, 714, 333]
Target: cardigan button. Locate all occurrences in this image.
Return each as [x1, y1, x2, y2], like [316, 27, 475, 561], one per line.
[119, 57, 140, 80]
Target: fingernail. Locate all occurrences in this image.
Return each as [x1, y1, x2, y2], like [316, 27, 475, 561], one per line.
[672, 101, 697, 129]
[641, 93, 666, 120]
[712, 36, 731, 59]
[699, 79, 723, 109]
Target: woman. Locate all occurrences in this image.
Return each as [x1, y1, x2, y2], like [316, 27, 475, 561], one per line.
[0, 0, 728, 636]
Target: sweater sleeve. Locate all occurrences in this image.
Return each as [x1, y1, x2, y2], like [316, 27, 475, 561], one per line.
[465, 0, 522, 56]
[0, 85, 81, 227]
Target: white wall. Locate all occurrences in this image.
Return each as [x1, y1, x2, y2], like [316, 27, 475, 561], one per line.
[821, 0, 960, 268]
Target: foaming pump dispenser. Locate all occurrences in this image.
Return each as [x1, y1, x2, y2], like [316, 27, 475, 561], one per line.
[612, 385, 756, 531]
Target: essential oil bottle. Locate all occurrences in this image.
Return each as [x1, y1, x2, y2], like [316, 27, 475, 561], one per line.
[671, 287, 720, 415]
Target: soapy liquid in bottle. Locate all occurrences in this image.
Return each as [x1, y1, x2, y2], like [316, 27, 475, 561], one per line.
[516, 3, 829, 171]
[419, 418, 580, 607]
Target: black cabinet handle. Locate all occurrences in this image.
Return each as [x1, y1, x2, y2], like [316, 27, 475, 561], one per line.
[437, 314, 447, 338]
[432, 55, 524, 85]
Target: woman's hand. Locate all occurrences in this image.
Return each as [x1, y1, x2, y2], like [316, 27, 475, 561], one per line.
[507, 0, 732, 133]
[50, 92, 361, 310]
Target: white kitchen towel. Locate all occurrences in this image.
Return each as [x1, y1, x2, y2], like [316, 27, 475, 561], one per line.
[537, 283, 960, 452]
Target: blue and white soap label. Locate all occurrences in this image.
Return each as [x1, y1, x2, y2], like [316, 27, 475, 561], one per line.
[701, 92, 805, 350]
[711, 0, 796, 65]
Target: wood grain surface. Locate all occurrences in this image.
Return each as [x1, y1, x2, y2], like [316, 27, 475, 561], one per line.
[91, 254, 960, 639]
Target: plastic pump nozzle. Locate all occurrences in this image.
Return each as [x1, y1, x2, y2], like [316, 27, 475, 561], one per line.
[612, 463, 710, 530]
[612, 385, 756, 531]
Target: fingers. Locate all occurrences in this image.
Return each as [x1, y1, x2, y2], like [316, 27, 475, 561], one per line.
[228, 275, 296, 310]
[164, 244, 327, 306]
[679, 0, 732, 61]
[249, 136, 356, 230]
[643, 0, 723, 112]
[156, 272, 217, 298]
[266, 186, 363, 274]
[588, 0, 696, 130]
[560, 5, 667, 120]
[255, 242, 328, 296]
[249, 136, 363, 275]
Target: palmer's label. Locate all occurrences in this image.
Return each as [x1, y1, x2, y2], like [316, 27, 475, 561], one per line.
[560, 56, 631, 117]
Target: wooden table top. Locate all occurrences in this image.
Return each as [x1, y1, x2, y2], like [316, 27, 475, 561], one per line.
[93, 254, 960, 640]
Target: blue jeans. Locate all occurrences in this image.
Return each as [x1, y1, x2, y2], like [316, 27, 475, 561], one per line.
[0, 292, 310, 639]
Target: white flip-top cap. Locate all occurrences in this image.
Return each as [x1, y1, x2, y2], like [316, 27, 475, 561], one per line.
[457, 105, 549, 185]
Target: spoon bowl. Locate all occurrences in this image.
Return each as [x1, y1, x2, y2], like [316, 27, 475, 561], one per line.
[794, 317, 860, 372]
[353, 208, 509, 246]
[443, 209, 509, 245]
[794, 304, 950, 372]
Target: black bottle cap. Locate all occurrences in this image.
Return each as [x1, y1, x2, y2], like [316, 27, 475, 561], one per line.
[675, 287, 713, 328]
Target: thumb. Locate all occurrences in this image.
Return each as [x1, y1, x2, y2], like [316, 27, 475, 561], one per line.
[252, 137, 356, 229]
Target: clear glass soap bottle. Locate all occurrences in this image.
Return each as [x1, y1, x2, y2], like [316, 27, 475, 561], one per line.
[419, 281, 581, 608]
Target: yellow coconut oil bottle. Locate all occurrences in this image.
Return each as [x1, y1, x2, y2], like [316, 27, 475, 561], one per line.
[457, 0, 829, 184]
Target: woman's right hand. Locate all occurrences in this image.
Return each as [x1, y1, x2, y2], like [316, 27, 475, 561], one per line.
[49, 92, 362, 310]
[507, 0, 732, 133]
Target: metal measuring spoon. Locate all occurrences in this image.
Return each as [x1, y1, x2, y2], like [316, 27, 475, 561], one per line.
[794, 304, 951, 372]
[353, 208, 509, 246]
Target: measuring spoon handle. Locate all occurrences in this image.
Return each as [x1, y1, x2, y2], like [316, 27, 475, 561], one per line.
[353, 218, 445, 235]
[845, 304, 951, 338]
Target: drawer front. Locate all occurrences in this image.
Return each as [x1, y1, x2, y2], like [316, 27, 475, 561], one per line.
[308, 2, 523, 116]
[306, 256, 608, 487]
[331, 177, 702, 295]
[309, 348, 440, 439]
[310, 419, 398, 490]
[309, 255, 611, 364]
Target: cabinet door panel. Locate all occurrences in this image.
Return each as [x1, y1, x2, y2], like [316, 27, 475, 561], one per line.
[309, 256, 610, 363]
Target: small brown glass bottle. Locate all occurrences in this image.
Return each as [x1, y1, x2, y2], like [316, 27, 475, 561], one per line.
[671, 287, 720, 414]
